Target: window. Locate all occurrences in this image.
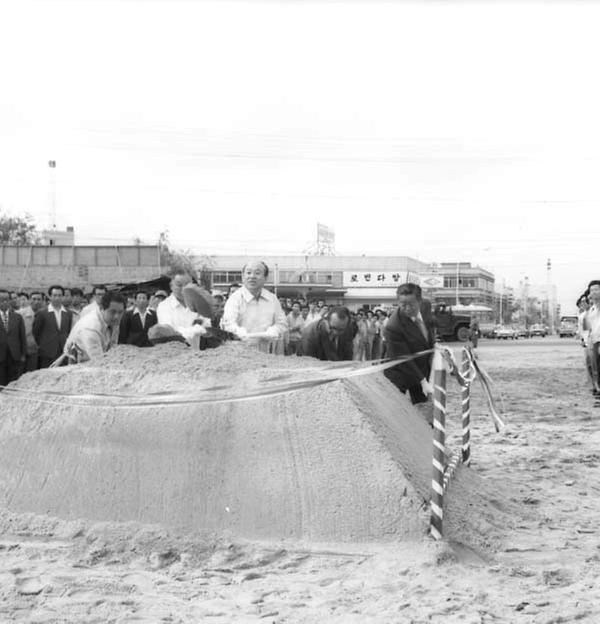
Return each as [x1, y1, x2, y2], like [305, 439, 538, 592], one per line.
[212, 272, 229, 283]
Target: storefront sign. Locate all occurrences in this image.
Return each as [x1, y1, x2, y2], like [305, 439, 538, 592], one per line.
[342, 271, 420, 287]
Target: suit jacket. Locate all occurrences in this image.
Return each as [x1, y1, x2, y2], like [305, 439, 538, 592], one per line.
[301, 318, 355, 361]
[0, 310, 27, 362]
[32, 308, 73, 360]
[383, 309, 435, 399]
[119, 309, 158, 347]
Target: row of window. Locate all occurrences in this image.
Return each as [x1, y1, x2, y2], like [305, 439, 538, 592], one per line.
[211, 271, 491, 289]
[211, 271, 334, 284]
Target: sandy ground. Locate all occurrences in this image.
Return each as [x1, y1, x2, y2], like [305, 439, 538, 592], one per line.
[1, 337, 599, 623]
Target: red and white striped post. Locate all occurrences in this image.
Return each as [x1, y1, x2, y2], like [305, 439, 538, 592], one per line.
[461, 348, 472, 467]
[430, 348, 446, 541]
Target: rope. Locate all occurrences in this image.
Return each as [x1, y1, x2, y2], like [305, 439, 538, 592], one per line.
[0, 349, 435, 410]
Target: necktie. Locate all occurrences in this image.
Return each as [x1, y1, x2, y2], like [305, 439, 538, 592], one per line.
[414, 317, 428, 340]
[1, 311, 8, 331]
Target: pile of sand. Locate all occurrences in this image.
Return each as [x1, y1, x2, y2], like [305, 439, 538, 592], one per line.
[0, 344, 515, 547]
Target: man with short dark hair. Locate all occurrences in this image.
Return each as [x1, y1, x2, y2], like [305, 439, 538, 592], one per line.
[301, 306, 355, 361]
[157, 272, 207, 347]
[384, 283, 436, 404]
[286, 300, 305, 356]
[80, 285, 107, 318]
[119, 291, 158, 347]
[33, 285, 73, 368]
[0, 289, 27, 385]
[64, 291, 127, 362]
[221, 261, 287, 352]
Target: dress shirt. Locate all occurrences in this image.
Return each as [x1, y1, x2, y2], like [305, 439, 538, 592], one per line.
[587, 305, 600, 343]
[0, 309, 9, 331]
[64, 308, 119, 362]
[134, 307, 151, 327]
[49, 305, 68, 329]
[221, 286, 287, 347]
[157, 294, 205, 345]
[411, 313, 429, 340]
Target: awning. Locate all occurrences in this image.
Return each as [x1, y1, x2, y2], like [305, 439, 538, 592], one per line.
[343, 288, 397, 299]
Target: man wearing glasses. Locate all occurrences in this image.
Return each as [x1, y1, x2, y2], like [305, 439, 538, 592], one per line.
[301, 306, 355, 361]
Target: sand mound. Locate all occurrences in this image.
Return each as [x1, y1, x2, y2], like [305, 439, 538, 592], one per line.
[0, 344, 513, 545]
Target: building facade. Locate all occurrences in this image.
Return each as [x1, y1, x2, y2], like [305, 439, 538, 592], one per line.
[0, 245, 161, 291]
[203, 255, 499, 310]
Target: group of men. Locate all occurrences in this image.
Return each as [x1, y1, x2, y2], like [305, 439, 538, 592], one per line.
[577, 280, 600, 399]
[1, 261, 436, 406]
[0, 285, 129, 385]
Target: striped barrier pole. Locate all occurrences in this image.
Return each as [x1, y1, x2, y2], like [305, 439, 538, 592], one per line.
[461, 348, 472, 467]
[430, 348, 447, 541]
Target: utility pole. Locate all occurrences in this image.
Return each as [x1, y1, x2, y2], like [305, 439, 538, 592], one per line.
[455, 262, 460, 306]
[546, 258, 554, 333]
[48, 160, 57, 230]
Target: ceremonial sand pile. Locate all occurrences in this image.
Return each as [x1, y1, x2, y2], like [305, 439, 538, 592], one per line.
[0, 343, 515, 549]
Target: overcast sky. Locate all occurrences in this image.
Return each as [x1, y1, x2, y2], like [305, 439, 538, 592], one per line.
[1, 0, 599, 312]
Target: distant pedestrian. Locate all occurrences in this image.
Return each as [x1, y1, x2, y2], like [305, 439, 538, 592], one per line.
[286, 301, 305, 355]
[585, 281, 600, 397]
[469, 318, 480, 348]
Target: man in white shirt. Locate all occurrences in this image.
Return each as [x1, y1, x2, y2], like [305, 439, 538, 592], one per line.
[157, 272, 206, 348]
[64, 292, 126, 363]
[304, 300, 321, 326]
[585, 281, 600, 396]
[221, 261, 287, 353]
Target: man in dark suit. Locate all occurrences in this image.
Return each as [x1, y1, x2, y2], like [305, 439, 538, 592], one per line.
[301, 306, 356, 361]
[119, 291, 158, 347]
[32, 285, 73, 368]
[384, 283, 436, 404]
[0, 289, 27, 386]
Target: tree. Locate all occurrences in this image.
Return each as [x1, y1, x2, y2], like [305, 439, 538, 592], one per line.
[157, 230, 214, 288]
[0, 212, 42, 245]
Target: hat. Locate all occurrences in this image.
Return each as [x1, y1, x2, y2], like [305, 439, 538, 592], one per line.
[154, 290, 168, 299]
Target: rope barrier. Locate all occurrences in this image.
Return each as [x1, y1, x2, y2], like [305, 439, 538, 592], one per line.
[0, 349, 435, 409]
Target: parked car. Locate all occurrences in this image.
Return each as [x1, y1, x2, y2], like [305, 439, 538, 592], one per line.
[530, 324, 547, 337]
[495, 325, 518, 340]
[558, 316, 578, 338]
[516, 326, 531, 338]
[479, 322, 497, 338]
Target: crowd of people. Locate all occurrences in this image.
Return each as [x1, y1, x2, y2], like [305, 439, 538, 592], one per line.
[576, 280, 600, 399]
[0, 260, 438, 407]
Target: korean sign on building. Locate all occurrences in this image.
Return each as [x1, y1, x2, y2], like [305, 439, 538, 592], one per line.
[343, 271, 421, 287]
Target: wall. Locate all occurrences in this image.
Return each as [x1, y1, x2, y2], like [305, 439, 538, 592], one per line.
[0, 246, 161, 290]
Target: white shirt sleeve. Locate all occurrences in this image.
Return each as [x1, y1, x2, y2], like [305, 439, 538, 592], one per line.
[220, 291, 248, 338]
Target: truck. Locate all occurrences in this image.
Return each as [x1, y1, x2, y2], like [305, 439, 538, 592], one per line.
[558, 316, 578, 338]
[432, 303, 473, 342]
